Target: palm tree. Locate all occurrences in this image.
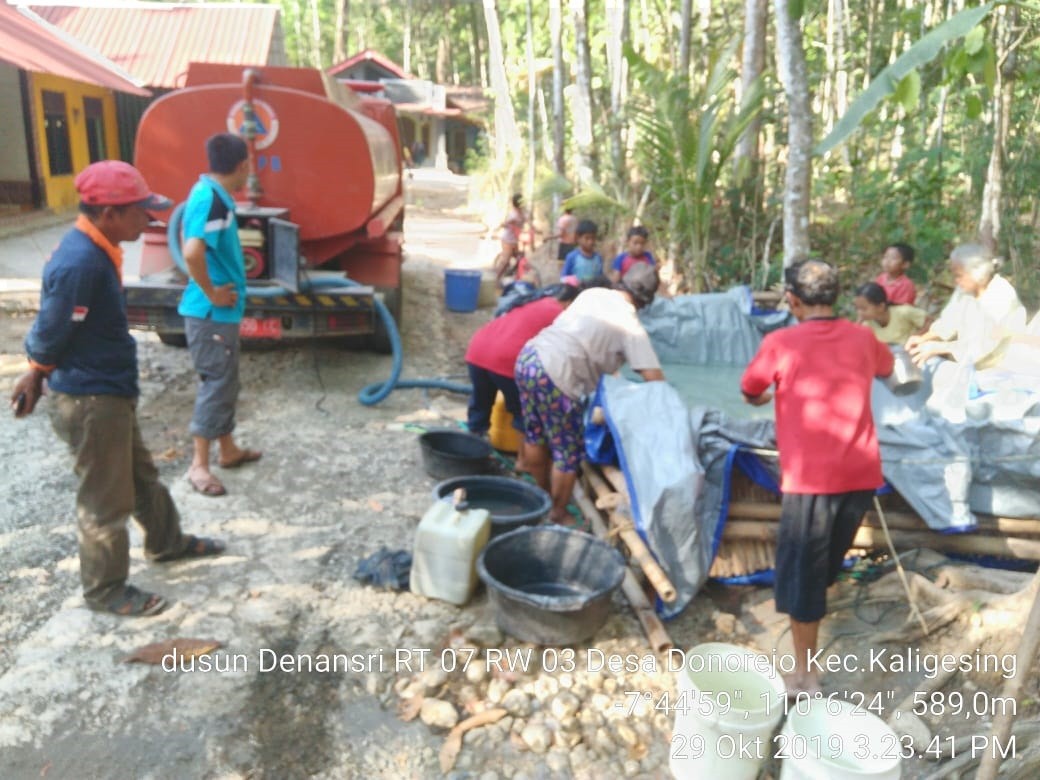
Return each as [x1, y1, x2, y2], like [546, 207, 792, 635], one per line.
[626, 40, 764, 291]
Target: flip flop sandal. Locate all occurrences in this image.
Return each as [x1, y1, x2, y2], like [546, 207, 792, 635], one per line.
[187, 470, 227, 497]
[91, 585, 168, 617]
[218, 449, 263, 469]
[153, 534, 226, 563]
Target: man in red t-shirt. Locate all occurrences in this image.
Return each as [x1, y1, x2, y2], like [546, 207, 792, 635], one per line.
[741, 259, 894, 696]
[465, 285, 580, 457]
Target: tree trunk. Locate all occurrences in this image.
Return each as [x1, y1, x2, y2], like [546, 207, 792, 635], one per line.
[696, 0, 712, 72]
[606, 0, 629, 185]
[333, 0, 350, 65]
[823, 0, 835, 133]
[773, 0, 812, 266]
[570, 0, 596, 184]
[403, 0, 412, 75]
[979, 3, 1012, 252]
[734, 0, 767, 174]
[526, 0, 537, 208]
[678, 0, 693, 77]
[436, 36, 450, 85]
[863, 0, 876, 90]
[471, 3, 487, 89]
[308, 0, 322, 67]
[538, 86, 554, 165]
[483, 0, 520, 163]
[550, 0, 566, 178]
[290, 0, 304, 65]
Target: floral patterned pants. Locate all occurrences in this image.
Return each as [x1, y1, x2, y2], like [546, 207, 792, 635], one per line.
[515, 345, 585, 473]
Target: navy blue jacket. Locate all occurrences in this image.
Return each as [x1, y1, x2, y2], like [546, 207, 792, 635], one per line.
[25, 226, 138, 397]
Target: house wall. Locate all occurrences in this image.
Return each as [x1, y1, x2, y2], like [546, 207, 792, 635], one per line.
[0, 62, 32, 205]
[29, 72, 119, 210]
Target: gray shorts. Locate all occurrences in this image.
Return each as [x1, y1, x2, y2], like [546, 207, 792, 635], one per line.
[185, 316, 241, 440]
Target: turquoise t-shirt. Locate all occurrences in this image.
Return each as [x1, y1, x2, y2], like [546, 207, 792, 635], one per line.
[177, 175, 246, 323]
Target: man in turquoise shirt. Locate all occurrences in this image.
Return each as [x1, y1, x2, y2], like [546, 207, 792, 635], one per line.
[180, 133, 262, 496]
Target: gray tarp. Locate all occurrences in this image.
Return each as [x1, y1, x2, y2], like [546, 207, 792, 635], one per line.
[597, 289, 1040, 617]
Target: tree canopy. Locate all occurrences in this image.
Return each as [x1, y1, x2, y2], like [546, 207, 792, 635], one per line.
[268, 0, 1040, 307]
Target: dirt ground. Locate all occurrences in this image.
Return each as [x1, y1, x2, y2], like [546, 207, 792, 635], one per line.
[0, 175, 1035, 779]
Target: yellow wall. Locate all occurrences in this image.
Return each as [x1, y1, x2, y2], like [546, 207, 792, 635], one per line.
[29, 73, 120, 211]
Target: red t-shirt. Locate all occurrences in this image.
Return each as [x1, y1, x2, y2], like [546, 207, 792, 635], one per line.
[465, 297, 564, 377]
[740, 318, 895, 494]
[875, 272, 917, 305]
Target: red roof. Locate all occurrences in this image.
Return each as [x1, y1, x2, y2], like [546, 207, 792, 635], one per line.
[0, 3, 148, 95]
[327, 49, 409, 80]
[29, 2, 283, 89]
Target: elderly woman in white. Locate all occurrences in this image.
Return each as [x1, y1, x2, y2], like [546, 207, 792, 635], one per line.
[906, 243, 1026, 370]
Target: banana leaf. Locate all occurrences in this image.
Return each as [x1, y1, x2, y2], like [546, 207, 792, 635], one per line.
[816, 3, 994, 156]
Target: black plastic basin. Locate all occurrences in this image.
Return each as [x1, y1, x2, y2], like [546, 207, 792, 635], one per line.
[433, 475, 551, 537]
[419, 430, 494, 480]
[477, 526, 626, 645]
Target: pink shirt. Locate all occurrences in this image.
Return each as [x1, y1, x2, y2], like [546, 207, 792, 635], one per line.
[876, 272, 917, 305]
[465, 297, 564, 377]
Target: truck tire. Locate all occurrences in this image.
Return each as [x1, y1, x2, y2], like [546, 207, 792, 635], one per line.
[367, 286, 402, 354]
[157, 331, 188, 348]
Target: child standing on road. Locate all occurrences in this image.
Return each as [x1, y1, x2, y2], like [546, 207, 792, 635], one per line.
[741, 260, 894, 697]
[875, 242, 917, 305]
[494, 194, 527, 285]
[560, 220, 604, 282]
[609, 225, 656, 282]
[853, 282, 928, 345]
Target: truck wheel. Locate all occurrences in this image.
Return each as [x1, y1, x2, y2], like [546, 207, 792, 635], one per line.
[157, 332, 188, 348]
[367, 286, 402, 354]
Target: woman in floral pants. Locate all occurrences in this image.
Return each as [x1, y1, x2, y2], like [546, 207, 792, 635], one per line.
[514, 265, 664, 524]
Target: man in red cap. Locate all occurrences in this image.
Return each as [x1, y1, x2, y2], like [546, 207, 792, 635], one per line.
[9, 160, 225, 617]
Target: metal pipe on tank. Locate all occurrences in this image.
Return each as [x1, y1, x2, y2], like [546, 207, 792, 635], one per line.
[241, 68, 263, 206]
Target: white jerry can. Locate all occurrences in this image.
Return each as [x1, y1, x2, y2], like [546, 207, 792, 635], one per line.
[410, 489, 491, 606]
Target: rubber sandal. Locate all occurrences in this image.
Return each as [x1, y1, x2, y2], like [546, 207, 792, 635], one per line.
[218, 449, 262, 469]
[90, 585, 168, 617]
[187, 469, 226, 497]
[153, 534, 226, 563]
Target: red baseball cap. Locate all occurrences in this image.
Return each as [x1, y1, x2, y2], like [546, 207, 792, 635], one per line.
[74, 160, 172, 211]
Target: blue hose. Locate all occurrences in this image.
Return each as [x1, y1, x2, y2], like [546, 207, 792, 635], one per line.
[166, 203, 472, 406]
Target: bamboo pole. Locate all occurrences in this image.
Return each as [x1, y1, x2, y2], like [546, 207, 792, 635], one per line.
[582, 466, 678, 603]
[727, 501, 1040, 536]
[721, 520, 1040, 561]
[572, 483, 673, 653]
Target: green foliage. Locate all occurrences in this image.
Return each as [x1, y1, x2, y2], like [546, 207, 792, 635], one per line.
[816, 3, 995, 156]
[561, 188, 627, 215]
[812, 139, 983, 313]
[624, 39, 764, 291]
[893, 70, 922, 112]
[261, 0, 1040, 314]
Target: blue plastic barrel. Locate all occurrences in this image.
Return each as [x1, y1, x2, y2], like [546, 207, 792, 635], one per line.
[444, 269, 482, 312]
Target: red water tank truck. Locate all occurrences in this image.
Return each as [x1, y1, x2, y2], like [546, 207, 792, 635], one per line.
[125, 63, 405, 351]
